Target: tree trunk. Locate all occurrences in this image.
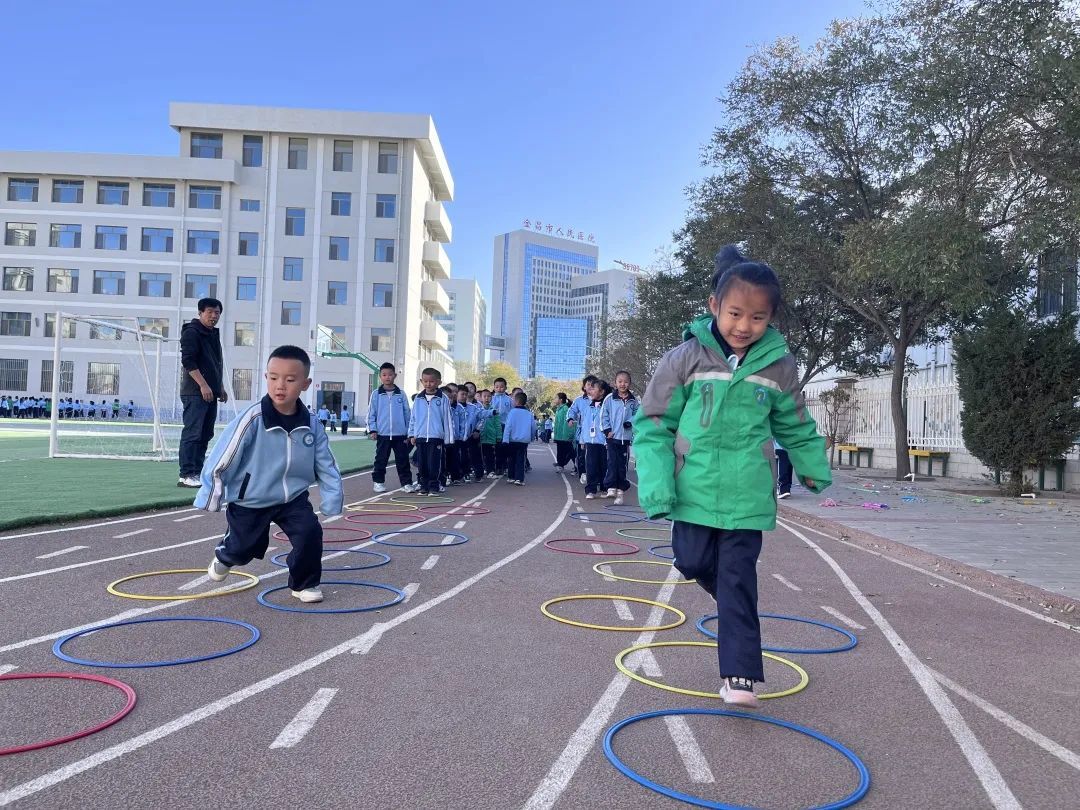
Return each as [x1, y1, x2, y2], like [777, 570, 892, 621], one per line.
[891, 346, 912, 479]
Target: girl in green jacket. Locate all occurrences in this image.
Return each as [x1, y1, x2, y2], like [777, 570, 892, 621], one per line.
[552, 392, 575, 471]
[634, 245, 831, 709]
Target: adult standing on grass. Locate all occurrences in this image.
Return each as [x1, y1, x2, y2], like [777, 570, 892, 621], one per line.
[178, 298, 227, 488]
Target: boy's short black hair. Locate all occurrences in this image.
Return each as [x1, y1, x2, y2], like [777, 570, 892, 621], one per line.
[379, 362, 396, 372]
[421, 367, 441, 380]
[511, 387, 523, 394]
[711, 244, 782, 315]
[478, 388, 490, 395]
[464, 381, 476, 391]
[582, 374, 599, 385]
[493, 376, 507, 385]
[268, 345, 311, 374]
[513, 391, 527, 406]
[198, 297, 223, 313]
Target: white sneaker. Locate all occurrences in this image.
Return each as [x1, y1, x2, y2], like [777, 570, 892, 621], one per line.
[207, 557, 231, 582]
[291, 587, 324, 603]
[585, 493, 595, 500]
[486, 472, 498, 480]
[403, 482, 420, 493]
[777, 491, 791, 500]
[580, 473, 588, 485]
[613, 492, 624, 506]
[177, 476, 200, 488]
[373, 482, 387, 493]
[602, 488, 617, 499]
[720, 677, 761, 709]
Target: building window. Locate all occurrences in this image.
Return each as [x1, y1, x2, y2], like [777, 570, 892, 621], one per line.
[239, 198, 260, 212]
[5, 222, 36, 246]
[373, 283, 393, 307]
[288, 137, 308, 170]
[188, 185, 222, 210]
[374, 238, 395, 262]
[242, 134, 263, 167]
[281, 301, 301, 325]
[285, 208, 306, 236]
[329, 236, 349, 261]
[41, 359, 74, 393]
[7, 178, 38, 202]
[238, 232, 259, 256]
[0, 358, 29, 390]
[282, 257, 303, 281]
[330, 192, 351, 216]
[52, 179, 84, 203]
[48, 268, 79, 293]
[93, 270, 126, 295]
[369, 327, 392, 352]
[375, 194, 396, 218]
[50, 223, 82, 249]
[184, 274, 217, 299]
[0, 312, 31, 337]
[138, 317, 169, 338]
[44, 314, 77, 339]
[327, 280, 348, 305]
[143, 183, 175, 207]
[97, 182, 129, 205]
[232, 368, 254, 400]
[234, 322, 256, 346]
[89, 320, 122, 340]
[236, 276, 257, 300]
[87, 362, 120, 395]
[1036, 248, 1078, 318]
[378, 142, 399, 174]
[187, 230, 220, 255]
[141, 227, 173, 253]
[139, 272, 171, 298]
[95, 225, 127, 251]
[190, 132, 223, 159]
[2, 267, 33, 292]
[332, 140, 353, 172]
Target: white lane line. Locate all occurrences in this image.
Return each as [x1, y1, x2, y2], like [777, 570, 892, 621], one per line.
[35, 546, 88, 560]
[441, 535, 457, 545]
[597, 564, 617, 583]
[821, 605, 866, 630]
[772, 573, 802, 592]
[0, 665, 17, 675]
[0, 475, 570, 806]
[268, 688, 338, 750]
[929, 668, 1080, 773]
[453, 520, 467, 529]
[782, 517, 1080, 634]
[611, 599, 634, 622]
[590, 543, 605, 554]
[664, 716, 716, 783]
[0, 536, 216, 585]
[177, 574, 212, 592]
[524, 571, 681, 810]
[113, 528, 152, 539]
[421, 555, 439, 570]
[583, 527, 596, 538]
[266, 546, 277, 554]
[402, 583, 420, 602]
[173, 515, 204, 523]
[778, 519, 1021, 810]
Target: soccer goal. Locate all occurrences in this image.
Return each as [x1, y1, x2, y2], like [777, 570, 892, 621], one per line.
[48, 313, 179, 460]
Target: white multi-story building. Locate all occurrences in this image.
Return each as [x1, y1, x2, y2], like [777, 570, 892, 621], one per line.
[0, 102, 454, 417]
[434, 278, 486, 369]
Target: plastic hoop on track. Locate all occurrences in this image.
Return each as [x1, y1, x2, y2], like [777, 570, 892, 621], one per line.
[569, 511, 642, 524]
[346, 502, 419, 513]
[53, 616, 260, 668]
[544, 538, 640, 556]
[616, 526, 672, 542]
[648, 544, 675, 560]
[391, 495, 454, 505]
[270, 548, 391, 572]
[541, 595, 685, 632]
[257, 581, 405, 614]
[345, 512, 426, 526]
[614, 641, 808, 700]
[416, 505, 491, 517]
[592, 559, 695, 585]
[107, 569, 259, 600]
[697, 613, 858, 654]
[273, 526, 373, 543]
[0, 672, 137, 756]
[372, 529, 468, 548]
[604, 707, 870, 810]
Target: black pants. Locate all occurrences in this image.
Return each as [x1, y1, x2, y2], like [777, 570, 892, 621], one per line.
[776, 448, 793, 494]
[217, 492, 323, 591]
[671, 522, 764, 681]
[341, 420, 349, 436]
[482, 443, 496, 474]
[603, 439, 631, 491]
[583, 443, 607, 494]
[446, 442, 465, 481]
[507, 441, 528, 481]
[415, 438, 444, 492]
[373, 435, 412, 486]
[555, 440, 575, 468]
[494, 440, 507, 475]
[468, 437, 484, 478]
[576, 441, 586, 474]
[179, 395, 217, 478]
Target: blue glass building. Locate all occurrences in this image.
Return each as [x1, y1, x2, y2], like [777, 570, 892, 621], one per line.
[533, 317, 589, 379]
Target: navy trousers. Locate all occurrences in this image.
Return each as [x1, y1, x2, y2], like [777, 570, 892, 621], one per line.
[481, 443, 496, 474]
[603, 439, 631, 491]
[179, 395, 217, 478]
[373, 435, 413, 486]
[776, 448, 793, 494]
[468, 437, 485, 478]
[554, 440, 575, 468]
[671, 522, 764, 682]
[494, 440, 507, 475]
[507, 441, 528, 481]
[217, 492, 323, 591]
[583, 443, 607, 495]
[415, 438, 444, 492]
[575, 441, 586, 474]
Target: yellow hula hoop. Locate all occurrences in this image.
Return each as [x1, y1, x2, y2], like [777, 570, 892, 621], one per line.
[592, 559, 696, 585]
[541, 595, 686, 632]
[107, 569, 260, 601]
[345, 502, 419, 513]
[615, 641, 809, 700]
[390, 495, 454, 504]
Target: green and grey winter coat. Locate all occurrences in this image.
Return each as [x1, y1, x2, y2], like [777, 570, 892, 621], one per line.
[633, 314, 831, 530]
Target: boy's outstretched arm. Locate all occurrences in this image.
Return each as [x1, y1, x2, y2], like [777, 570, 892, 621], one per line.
[632, 350, 689, 519]
[313, 423, 343, 516]
[769, 357, 831, 493]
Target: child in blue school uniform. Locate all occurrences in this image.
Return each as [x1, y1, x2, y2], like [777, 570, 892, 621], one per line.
[578, 379, 611, 499]
[502, 391, 534, 485]
[600, 370, 638, 506]
[408, 368, 455, 496]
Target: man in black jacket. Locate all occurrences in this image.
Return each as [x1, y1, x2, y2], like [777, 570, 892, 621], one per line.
[178, 298, 228, 487]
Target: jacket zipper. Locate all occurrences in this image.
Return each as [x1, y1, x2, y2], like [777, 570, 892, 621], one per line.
[282, 432, 292, 502]
[700, 383, 714, 428]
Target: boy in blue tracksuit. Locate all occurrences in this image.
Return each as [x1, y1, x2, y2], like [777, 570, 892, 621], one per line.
[408, 367, 455, 495]
[196, 345, 342, 604]
[502, 392, 534, 485]
[464, 383, 485, 480]
[490, 377, 513, 476]
[566, 374, 598, 481]
[451, 388, 475, 483]
[367, 362, 415, 494]
[601, 370, 638, 505]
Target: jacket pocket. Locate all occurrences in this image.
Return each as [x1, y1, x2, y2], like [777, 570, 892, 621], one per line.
[237, 472, 251, 501]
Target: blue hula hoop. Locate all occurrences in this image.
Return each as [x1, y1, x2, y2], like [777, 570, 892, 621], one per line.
[568, 511, 642, 524]
[604, 707, 870, 810]
[257, 581, 405, 614]
[648, 543, 675, 560]
[270, 549, 391, 572]
[372, 529, 468, 548]
[53, 616, 260, 668]
[697, 612, 857, 654]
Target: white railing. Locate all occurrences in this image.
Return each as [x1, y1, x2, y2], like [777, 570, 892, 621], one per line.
[906, 369, 964, 449]
[852, 374, 895, 447]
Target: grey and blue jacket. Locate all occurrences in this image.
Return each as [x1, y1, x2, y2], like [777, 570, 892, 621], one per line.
[601, 392, 639, 441]
[502, 406, 535, 443]
[451, 402, 472, 441]
[579, 400, 607, 445]
[408, 390, 455, 441]
[491, 391, 513, 421]
[367, 385, 410, 437]
[566, 394, 590, 442]
[194, 396, 343, 515]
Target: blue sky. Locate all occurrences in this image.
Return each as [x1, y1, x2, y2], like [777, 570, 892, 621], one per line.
[1, 0, 869, 322]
